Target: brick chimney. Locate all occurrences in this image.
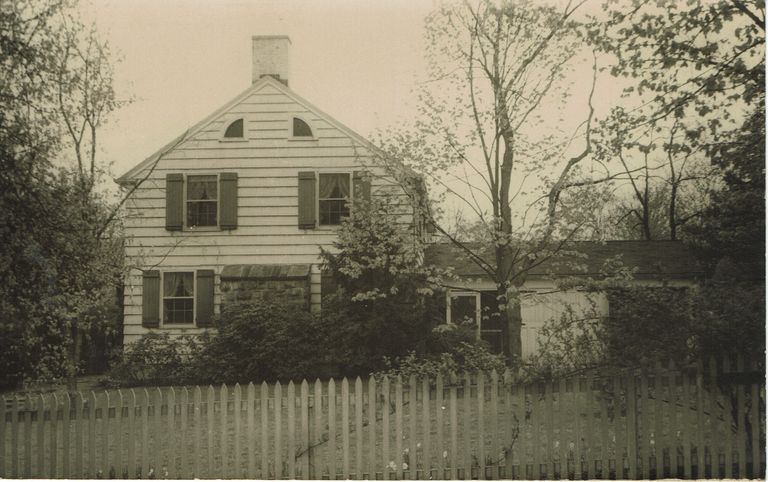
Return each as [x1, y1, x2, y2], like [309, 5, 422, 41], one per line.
[252, 35, 291, 86]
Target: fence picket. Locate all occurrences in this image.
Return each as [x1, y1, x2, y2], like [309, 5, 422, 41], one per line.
[341, 377, 350, 479]
[88, 392, 97, 479]
[99, 393, 106, 478]
[489, 371, 498, 480]
[598, 380, 609, 480]
[127, 389, 136, 478]
[247, 383, 255, 478]
[221, 384, 229, 478]
[38, 394, 46, 478]
[681, 368, 692, 478]
[395, 376, 403, 480]
[736, 354, 747, 478]
[545, 380, 554, 479]
[638, 373, 651, 479]
[515, 380, 526, 479]
[301, 379, 310, 480]
[382, 376, 390, 479]
[154, 388, 162, 478]
[694, 361, 705, 479]
[140, 389, 148, 478]
[207, 386, 215, 478]
[477, 373, 486, 480]
[23, 394, 31, 477]
[708, 357, 720, 478]
[314, 379, 324, 480]
[653, 362, 664, 478]
[723, 356, 733, 478]
[626, 375, 637, 480]
[354, 377, 363, 479]
[531, 382, 539, 479]
[194, 386, 202, 479]
[749, 359, 761, 478]
[260, 382, 269, 478]
[436, 373, 444, 479]
[234, 384, 242, 478]
[287, 381, 296, 479]
[463, 373, 472, 480]
[274, 382, 282, 479]
[180, 388, 188, 479]
[423, 375, 432, 479]
[328, 378, 336, 480]
[167, 388, 175, 479]
[11, 396, 20, 478]
[62, 393, 70, 478]
[0, 396, 5, 478]
[449, 373, 458, 480]
[408, 374, 417, 479]
[368, 377, 376, 479]
[502, 370, 513, 478]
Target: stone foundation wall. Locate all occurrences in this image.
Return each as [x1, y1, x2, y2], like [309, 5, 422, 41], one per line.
[219, 264, 311, 310]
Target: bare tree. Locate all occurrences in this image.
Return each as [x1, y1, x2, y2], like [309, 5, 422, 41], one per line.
[375, 0, 606, 360]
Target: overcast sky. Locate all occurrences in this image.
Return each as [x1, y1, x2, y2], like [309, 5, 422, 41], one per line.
[80, 0, 436, 180]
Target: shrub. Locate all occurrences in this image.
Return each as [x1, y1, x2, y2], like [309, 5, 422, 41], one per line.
[102, 332, 201, 387]
[196, 301, 332, 383]
[372, 342, 506, 381]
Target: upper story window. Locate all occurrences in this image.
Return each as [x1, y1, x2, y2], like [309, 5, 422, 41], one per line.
[187, 175, 218, 227]
[292, 117, 313, 138]
[163, 272, 194, 325]
[224, 118, 244, 138]
[318, 173, 350, 225]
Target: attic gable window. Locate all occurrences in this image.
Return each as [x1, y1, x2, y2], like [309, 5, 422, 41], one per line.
[292, 117, 313, 137]
[224, 118, 244, 138]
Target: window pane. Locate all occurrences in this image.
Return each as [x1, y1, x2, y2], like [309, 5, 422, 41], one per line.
[224, 118, 243, 138]
[164, 298, 194, 324]
[293, 117, 313, 137]
[164, 272, 194, 297]
[187, 176, 218, 200]
[319, 173, 350, 198]
[480, 331, 503, 354]
[187, 201, 218, 227]
[319, 199, 349, 225]
[450, 294, 477, 325]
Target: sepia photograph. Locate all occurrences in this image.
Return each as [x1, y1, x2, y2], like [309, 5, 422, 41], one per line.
[0, 0, 764, 479]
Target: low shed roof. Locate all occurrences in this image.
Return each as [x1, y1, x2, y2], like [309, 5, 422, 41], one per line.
[424, 240, 704, 280]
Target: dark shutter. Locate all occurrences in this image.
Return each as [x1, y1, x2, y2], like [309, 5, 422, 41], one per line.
[219, 173, 238, 230]
[142, 270, 160, 328]
[353, 171, 371, 202]
[298, 171, 316, 229]
[165, 173, 184, 231]
[196, 269, 215, 328]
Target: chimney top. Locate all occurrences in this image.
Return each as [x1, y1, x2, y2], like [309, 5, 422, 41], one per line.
[252, 35, 291, 86]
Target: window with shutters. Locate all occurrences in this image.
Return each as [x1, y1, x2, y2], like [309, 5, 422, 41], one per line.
[162, 272, 195, 325]
[318, 173, 351, 225]
[186, 175, 218, 227]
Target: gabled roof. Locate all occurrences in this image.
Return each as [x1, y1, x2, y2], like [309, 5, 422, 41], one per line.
[425, 240, 705, 280]
[116, 75, 387, 185]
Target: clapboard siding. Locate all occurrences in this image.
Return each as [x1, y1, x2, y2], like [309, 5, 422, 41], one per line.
[122, 79, 414, 344]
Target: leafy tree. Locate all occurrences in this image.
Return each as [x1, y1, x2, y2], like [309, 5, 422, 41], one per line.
[319, 195, 449, 375]
[0, 0, 124, 389]
[374, 0, 608, 361]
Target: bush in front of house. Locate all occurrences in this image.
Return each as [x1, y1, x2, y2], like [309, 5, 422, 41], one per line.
[372, 341, 507, 381]
[102, 332, 202, 387]
[193, 300, 333, 383]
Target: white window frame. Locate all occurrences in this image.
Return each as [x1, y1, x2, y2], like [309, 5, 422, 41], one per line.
[288, 115, 317, 141]
[316, 171, 353, 227]
[184, 173, 220, 231]
[446, 291, 482, 340]
[160, 270, 197, 327]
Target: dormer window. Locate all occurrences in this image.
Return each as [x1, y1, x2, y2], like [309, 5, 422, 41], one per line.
[224, 118, 244, 138]
[292, 117, 313, 138]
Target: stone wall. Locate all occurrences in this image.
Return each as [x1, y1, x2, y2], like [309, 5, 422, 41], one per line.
[220, 264, 311, 310]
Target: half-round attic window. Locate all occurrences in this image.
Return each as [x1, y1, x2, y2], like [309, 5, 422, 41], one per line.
[224, 118, 244, 138]
[292, 117, 313, 137]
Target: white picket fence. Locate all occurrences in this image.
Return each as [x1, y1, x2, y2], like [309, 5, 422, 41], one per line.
[0, 356, 764, 479]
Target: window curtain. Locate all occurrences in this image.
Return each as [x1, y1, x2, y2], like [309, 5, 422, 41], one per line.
[188, 176, 217, 200]
[164, 272, 193, 297]
[319, 174, 350, 199]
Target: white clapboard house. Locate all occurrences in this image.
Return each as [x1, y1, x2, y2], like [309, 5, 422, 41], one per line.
[116, 36, 423, 344]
